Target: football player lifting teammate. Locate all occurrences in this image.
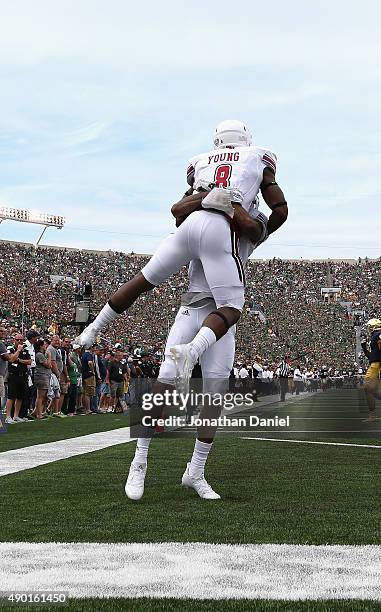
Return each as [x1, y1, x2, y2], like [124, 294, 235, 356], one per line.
[76, 119, 288, 394]
[125, 123, 288, 501]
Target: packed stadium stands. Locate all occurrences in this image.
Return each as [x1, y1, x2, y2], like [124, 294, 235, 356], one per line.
[0, 240, 380, 370]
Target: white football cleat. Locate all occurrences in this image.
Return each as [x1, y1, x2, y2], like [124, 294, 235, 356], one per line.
[170, 344, 197, 394]
[181, 463, 221, 500]
[125, 462, 147, 501]
[75, 325, 98, 349]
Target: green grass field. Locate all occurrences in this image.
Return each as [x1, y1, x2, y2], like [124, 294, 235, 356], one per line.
[1, 434, 380, 544]
[0, 389, 380, 610]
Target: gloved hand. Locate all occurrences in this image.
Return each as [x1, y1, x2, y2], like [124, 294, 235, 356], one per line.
[201, 187, 235, 218]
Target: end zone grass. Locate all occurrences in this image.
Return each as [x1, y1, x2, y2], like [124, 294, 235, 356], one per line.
[0, 435, 379, 545]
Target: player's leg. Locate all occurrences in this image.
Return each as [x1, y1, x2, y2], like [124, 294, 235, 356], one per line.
[170, 214, 243, 390]
[125, 305, 200, 501]
[182, 316, 235, 500]
[363, 363, 380, 422]
[76, 225, 195, 347]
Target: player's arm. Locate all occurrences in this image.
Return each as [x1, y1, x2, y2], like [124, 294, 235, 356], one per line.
[231, 205, 265, 244]
[171, 190, 208, 226]
[171, 160, 207, 226]
[260, 167, 288, 235]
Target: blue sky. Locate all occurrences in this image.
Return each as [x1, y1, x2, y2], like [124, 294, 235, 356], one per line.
[0, 0, 379, 259]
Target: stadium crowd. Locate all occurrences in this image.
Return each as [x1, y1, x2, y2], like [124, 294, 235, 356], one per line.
[0, 241, 380, 381]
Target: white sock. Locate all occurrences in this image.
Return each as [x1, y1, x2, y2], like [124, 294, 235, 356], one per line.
[189, 327, 216, 361]
[189, 439, 212, 478]
[133, 438, 151, 465]
[92, 302, 121, 333]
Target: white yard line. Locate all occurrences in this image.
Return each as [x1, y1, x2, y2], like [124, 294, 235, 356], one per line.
[0, 428, 135, 477]
[242, 437, 381, 449]
[0, 542, 379, 600]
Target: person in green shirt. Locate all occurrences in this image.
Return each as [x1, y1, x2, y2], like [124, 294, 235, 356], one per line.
[67, 348, 80, 416]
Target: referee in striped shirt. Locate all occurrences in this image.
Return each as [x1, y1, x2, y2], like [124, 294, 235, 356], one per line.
[277, 358, 290, 402]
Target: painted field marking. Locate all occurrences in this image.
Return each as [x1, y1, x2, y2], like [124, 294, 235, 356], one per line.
[241, 437, 381, 449]
[0, 542, 379, 600]
[0, 427, 135, 477]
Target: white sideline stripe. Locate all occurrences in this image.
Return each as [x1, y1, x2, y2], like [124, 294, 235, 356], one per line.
[0, 542, 380, 600]
[0, 428, 135, 477]
[242, 437, 381, 449]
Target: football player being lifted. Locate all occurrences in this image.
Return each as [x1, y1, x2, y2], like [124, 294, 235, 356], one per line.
[122, 122, 288, 501]
[361, 318, 381, 423]
[76, 119, 288, 395]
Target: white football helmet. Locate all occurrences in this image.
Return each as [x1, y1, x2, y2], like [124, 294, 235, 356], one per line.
[367, 318, 381, 334]
[213, 119, 252, 149]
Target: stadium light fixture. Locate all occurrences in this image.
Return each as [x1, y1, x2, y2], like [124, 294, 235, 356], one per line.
[0, 206, 66, 246]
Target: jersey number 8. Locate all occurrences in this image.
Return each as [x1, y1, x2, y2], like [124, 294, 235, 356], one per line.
[214, 164, 232, 188]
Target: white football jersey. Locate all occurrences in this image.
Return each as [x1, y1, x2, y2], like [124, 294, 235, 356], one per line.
[186, 145, 277, 214]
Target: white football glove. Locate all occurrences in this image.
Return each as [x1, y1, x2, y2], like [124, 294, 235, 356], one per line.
[201, 187, 235, 218]
[75, 324, 98, 349]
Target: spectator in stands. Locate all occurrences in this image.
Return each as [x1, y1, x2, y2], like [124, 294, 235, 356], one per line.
[46, 336, 62, 417]
[59, 337, 71, 415]
[238, 364, 250, 392]
[293, 364, 303, 395]
[106, 350, 129, 412]
[69, 343, 82, 412]
[4, 331, 31, 423]
[34, 338, 52, 419]
[81, 346, 96, 415]
[99, 350, 114, 412]
[22, 329, 39, 419]
[67, 345, 80, 416]
[261, 365, 274, 394]
[92, 345, 107, 413]
[126, 356, 138, 407]
[0, 325, 8, 410]
[0, 242, 380, 373]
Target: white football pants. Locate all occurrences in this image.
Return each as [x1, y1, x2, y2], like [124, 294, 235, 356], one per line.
[142, 210, 245, 311]
[158, 300, 236, 391]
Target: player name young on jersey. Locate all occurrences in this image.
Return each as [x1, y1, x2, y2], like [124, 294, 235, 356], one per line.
[207, 151, 240, 164]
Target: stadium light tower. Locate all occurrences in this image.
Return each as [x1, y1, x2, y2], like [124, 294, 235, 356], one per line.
[0, 206, 66, 246]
